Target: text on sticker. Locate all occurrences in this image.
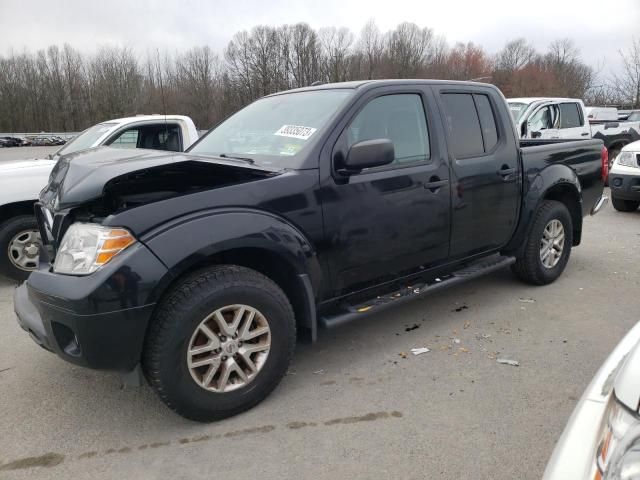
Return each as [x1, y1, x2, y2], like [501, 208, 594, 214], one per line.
[274, 125, 317, 140]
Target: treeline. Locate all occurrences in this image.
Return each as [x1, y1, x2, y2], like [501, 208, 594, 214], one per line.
[0, 21, 637, 132]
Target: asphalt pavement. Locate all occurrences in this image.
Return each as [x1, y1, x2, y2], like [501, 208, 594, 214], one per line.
[0, 145, 638, 479]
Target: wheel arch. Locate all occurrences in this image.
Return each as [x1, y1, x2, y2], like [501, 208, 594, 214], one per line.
[0, 200, 37, 225]
[141, 209, 322, 342]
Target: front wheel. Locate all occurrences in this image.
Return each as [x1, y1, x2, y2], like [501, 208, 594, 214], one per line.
[512, 200, 573, 285]
[0, 215, 42, 282]
[611, 196, 639, 212]
[143, 265, 296, 422]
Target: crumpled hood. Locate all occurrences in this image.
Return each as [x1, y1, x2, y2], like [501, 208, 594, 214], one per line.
[40, 146, 281, 210]
[0, 158, 56, 173]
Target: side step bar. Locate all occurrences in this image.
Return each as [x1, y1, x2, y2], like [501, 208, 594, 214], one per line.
[320, 255, 515, 329]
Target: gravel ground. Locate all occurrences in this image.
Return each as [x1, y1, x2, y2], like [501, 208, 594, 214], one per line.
[0, 145, 638, 478]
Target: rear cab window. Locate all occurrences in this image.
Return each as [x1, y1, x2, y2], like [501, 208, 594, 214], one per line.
[441, 93, 500, 158]
[559, 103, 583, 128]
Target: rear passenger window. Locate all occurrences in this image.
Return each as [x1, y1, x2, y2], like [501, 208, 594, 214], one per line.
[441, 93, 484, 157]
[559, 103, 582, 128]
[347, 94, 430, 166]
[473, 94, 498, 151]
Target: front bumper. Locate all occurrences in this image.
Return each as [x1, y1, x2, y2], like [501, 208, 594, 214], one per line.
[608, 170, 640, 201]
[14, 242, 168, 372]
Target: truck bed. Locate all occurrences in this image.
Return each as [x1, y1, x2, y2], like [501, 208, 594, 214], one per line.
[520, 138, 604, 217]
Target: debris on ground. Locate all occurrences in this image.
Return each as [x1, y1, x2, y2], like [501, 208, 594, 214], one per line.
[497, 358, 519, 367]
[452, 338, 461, 344]
[463, 321, 471, 329]
[476, 333, 491, 340]
[410, 347, 430, 355]
[399, 352, 408, 359]
[453, 305, 468, 313]
[313, 369, 325, 375]
[459, 347, 470, 353]
[405, 323, 420, 332]
[518, 298, 535, 303]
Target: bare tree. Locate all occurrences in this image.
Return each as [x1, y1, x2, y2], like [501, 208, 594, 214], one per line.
[318, 27, 354, 82]
[357, 19, 384, 79]
[612, 38, 640, 108]
[385, 22, 433, 78]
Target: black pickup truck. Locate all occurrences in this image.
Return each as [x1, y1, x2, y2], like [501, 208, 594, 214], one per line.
[15, 80, 608, 421]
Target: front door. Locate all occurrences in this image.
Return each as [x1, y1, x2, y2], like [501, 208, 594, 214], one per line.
[321, 89, 451, 294]
[527, 104, 560, 139]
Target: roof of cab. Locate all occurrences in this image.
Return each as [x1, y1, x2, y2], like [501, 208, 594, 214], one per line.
[103, 114, 194, 125]
[268, 79, 499, 96]
[508, 97, 583, 104]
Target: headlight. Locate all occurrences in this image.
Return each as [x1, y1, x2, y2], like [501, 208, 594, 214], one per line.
[53, 223, 135, 275]
[617, 152, 639, 168]
[597, 397, 640, 479]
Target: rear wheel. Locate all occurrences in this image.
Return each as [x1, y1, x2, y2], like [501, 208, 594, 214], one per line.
[0, 215, 41, 282]
[512, 200, 573, 285]
[611, 196, 640, 212]
[143, 265, 296, 422]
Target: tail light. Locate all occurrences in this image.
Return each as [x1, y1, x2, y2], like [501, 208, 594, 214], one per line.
[601, 146, 609, 183]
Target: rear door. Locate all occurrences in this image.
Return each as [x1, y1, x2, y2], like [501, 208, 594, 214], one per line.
[557, 102, 590, 139]
[433, 87, 520, 258]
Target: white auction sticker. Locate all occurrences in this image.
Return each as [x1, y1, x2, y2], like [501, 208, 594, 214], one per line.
[274, 125, 317, 140]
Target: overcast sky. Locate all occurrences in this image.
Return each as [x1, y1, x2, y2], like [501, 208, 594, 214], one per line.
[1, 0, 637, 77]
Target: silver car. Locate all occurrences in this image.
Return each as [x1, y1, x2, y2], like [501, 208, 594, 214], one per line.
[544, 321, 640, 479]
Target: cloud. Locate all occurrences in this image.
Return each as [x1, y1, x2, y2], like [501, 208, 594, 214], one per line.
[1, 0, 636, 75]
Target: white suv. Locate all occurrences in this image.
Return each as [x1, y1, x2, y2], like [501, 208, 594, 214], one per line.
[608, 140, 640, 212]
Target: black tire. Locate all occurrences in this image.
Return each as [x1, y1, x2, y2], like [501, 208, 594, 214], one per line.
[512, 200, 573, 286]
[143, 265, 296, 422]
[0, 215, 40, 282]
[611, 196, 639, 212]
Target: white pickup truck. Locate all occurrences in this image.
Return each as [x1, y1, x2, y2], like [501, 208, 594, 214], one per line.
[0, 115, 199, 281]
[508, 98, 640, 164]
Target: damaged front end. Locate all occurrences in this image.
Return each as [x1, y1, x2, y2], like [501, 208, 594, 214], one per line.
[37, 147, 281, 264]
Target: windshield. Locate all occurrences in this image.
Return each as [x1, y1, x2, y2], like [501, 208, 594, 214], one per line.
[628, 112, 640, 122]
[189, 89, 353, 167]
[508, 102, 529, 122]
[54, 122, 118, 157]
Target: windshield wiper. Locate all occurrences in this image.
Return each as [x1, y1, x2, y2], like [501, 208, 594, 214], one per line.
[218, 153, 254, 164]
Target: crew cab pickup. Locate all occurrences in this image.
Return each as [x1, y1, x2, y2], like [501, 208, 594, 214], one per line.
[508, 97, 640, 165]
[0, 115, 199, 281]
[14, 80, 608, 422]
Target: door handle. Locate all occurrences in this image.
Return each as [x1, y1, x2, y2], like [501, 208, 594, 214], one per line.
[581, 132, 589, 136]
[497, 166, 517, 180]
[424, 177, 448, 192]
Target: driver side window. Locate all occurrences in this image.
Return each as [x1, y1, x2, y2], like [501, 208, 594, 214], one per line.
[529, 105, 559, 131]
[346, 94, 430, 166]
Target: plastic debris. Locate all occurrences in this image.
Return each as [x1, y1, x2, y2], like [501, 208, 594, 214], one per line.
[313, 369, 325, 375]
[410, 347, 430, 355]
[452, 338, 461, 344]
[518, 298, 535, 303]
[497, 358, 519, 367]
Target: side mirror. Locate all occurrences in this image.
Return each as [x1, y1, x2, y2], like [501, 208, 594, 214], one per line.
[341, 139, 394, 174]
